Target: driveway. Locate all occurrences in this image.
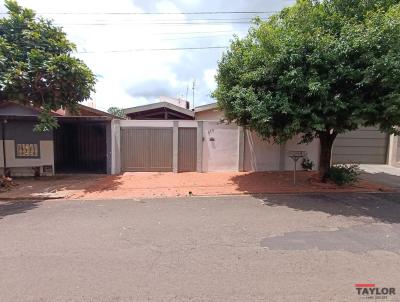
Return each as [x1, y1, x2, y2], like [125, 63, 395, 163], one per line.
[1, 193, 399, 301]
[360, 164, 400, 190]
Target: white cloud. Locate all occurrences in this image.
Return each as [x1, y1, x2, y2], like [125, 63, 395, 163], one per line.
[203, 68, 217, 91]
[5, 0, 295, 111]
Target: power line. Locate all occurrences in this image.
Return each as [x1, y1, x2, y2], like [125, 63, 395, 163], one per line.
[77, 46, 228, 53]
[161, 34, 235, 41]
[0, 11, 277, 16]
[55, 17, 259, 23]
[59, 21, 253, 26]
[150, 30, 246, 35]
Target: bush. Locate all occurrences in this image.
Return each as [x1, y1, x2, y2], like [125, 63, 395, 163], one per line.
[301, 158, 314, 171]
[326, 164, 361, 186]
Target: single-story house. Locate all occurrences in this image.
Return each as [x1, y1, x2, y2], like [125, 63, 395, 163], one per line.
[0, 102, 119, 177]
[2, 97, 398, 177]
[194, 102, 400, 167]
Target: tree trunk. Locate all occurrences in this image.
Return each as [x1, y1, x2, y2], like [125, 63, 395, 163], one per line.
[318, 131, 337, 180]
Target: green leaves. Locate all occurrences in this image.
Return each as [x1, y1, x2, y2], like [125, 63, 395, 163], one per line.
[214, 0, 400, 142]
[0, 0, 96, 130]
[107, 107, 126, 118]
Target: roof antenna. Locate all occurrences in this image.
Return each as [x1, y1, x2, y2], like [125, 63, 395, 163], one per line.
[192, 79, 196, 110]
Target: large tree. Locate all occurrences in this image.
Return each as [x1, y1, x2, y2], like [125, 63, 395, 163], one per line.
[214, 0, 400, 177]
[0, 0, 96, 131]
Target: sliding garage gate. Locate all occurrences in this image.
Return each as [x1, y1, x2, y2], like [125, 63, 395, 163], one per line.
[178, 128, 197, 172]
[332, 127, 389, 164]
[121, 128, 173, 172]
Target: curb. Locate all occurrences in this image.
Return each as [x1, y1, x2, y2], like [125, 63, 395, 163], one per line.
[0, 196, 64, 202]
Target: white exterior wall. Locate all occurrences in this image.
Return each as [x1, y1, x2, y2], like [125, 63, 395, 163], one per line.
[202, 122, 239, 172]
[112, 119, 321, 173]
[243, 131, 282, 171]
[388, 135, 400, 167]
[0, 140, 54, 176]
[243, 132, 320, 172]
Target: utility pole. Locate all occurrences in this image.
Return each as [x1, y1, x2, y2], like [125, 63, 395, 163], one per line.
[192, 80, 196, 110]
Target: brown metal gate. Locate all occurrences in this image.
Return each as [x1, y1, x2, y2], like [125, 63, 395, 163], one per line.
[178, 128, 197, 172]
[121, 128, 173, 172]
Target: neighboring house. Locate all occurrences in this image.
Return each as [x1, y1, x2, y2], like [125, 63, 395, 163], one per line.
[0, 102, 57, 177]
[0, 102, 120, 177]
[55, 103, 118, 118]
[116, 99, 399, 173]
[124, 97, 194, 120]
[194, 103, 223, 120]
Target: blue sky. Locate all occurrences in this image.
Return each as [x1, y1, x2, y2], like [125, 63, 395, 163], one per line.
[1, 0, 295, 111]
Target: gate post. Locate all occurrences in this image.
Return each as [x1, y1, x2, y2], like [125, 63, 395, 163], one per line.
[196, 121, 203, 172]
[111, 119, 121, 174]
[173, 121, 179, 173]
[238, 126, 244, 172]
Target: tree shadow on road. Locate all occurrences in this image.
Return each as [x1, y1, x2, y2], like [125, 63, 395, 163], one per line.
[261, 192, 400, 224]
[0, 200, 42, 220]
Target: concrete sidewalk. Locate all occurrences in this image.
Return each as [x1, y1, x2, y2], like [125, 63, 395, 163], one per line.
[360, 164, 400, 190]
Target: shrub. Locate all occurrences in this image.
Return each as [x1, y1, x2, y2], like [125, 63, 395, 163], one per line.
[326, 164, 361, 186]
[301, 158, 314, 171]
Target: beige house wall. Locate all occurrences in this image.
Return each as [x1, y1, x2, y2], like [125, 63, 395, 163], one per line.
[0, 140, 54, 176]
[195, 109, 224, 121]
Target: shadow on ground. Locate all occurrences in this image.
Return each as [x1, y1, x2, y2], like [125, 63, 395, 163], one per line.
[82, 175, 124, 194]
[261, 192, 400, 224]
[0, 200, 42, 219]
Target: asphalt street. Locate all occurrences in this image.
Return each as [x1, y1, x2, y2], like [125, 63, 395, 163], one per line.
[1, 193, 400, 301]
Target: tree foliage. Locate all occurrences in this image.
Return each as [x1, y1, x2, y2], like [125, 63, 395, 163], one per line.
[213, 0, 400, 176]
[0, 0, 96, 130]
[107, 107, 125, 118]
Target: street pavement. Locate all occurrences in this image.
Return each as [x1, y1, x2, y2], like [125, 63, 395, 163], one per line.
[1, 193, 400, 301]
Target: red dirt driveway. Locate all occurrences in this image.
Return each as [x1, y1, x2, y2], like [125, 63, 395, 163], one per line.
[69, 171, 390, 200]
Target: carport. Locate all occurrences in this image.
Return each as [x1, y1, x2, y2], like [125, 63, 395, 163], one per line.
[54, 117, 112, 174]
